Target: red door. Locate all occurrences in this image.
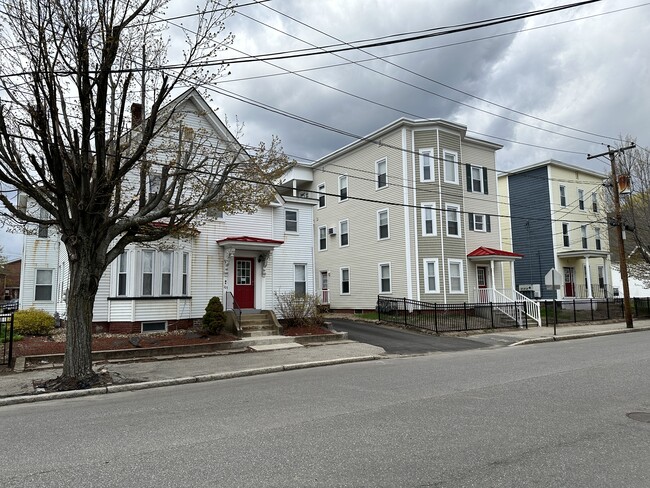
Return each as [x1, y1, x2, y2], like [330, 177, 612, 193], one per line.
[234, 258, 255, 308]
[564, 267, 575, 297]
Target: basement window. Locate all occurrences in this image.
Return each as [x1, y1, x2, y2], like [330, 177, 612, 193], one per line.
[141, 321, 167, 333]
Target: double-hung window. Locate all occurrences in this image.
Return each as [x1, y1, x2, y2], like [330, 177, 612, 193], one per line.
[339, 219, 349, 247]
[562, 223, 570, 247]
[377, 209, 389, 240]
[423, 259, 439, 293]
[294, 264, 306, 296]
[318, 226, 327, 251]
[160, 252, 173, 295]
[471, 166, 483, 193]
[448, 259, 464, 294]
[560, 186, 566, 207]
[446, 204, 461, 237]
[117, 252, 128, 296]
[421, 203, 436, 236]
[339, 175, 348, 201]
[443, 150, 459, 184]
[581, 225, 588, 249]
[379, 263, 391, 293]
[35, 269, 53, 301]
[38, 207, 49, 238]
[420, 149, 434, 182]
[340, 267, 350, 295]
[376, 159, 387, 189]
[578, 189, 585, 210]
[142, 251, 154, 296]
[592, 193, 598, 212]
[595, 228, 601, 250]
[317, 183, 325, 208]
[285, 209, 298, 232]
[182, 252, 189, 295]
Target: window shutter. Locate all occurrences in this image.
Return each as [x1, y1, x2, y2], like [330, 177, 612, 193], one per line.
[466, 164, 472, 192]
[486, 215, 491, 232]
[468, 213, 474, 231]
[483, 168, 489, 194]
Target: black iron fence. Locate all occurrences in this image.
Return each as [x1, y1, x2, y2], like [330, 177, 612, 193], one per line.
[540, 297, 650, 326]
[1, 311, 15, 366]
[377, 296, 528, 333]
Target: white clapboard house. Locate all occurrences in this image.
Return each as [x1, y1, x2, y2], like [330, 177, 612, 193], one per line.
[19, 89, 316, 333]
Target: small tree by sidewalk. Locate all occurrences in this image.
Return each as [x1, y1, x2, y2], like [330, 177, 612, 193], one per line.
[275, 292, 323, 328]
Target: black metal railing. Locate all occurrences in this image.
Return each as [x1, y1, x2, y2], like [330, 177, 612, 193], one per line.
[377, 296, 528, 333]
[1, 311, 15, 366]
[540, 297, 650, 326]
[226, 292, 242, 324]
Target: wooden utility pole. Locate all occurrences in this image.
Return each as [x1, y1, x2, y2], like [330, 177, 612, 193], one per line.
[588, 144, 636, 328]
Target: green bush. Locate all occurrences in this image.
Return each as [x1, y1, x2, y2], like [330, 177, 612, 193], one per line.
[203, 296, 226, 334]
[13, 308, 55, 336]
[0, 323, 23, 342]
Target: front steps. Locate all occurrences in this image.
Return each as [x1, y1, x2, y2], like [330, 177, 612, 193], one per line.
[240, 312, 280, 338]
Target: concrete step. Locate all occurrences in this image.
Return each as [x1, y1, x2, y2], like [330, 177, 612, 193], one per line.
[240, 314, 269, 323]
[243, 330, 278, 337]
[248, 342, 304, 352]
[238, 336, 297, 347]
[241, 323, 275, 330]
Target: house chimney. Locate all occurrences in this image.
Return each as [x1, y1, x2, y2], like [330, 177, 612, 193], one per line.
[131, 103, 143, 128]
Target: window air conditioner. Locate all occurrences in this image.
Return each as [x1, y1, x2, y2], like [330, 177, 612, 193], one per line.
[328, 227, 336, 236]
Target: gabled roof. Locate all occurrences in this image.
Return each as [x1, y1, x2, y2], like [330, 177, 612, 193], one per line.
[467, 247, 523, 259]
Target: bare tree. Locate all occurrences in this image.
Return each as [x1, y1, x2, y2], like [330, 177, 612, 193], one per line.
[0, 0, 292, 387]
[606, 137, 650, 285]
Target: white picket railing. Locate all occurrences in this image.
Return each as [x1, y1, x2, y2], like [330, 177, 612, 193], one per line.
[475, 288, 541, 327]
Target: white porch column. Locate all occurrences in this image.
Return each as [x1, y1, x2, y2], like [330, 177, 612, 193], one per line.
[510, 261, 516, 292]
[490, 260, 496, 290]
[602, 256, 609, 297]
[585, 255, 593, 298]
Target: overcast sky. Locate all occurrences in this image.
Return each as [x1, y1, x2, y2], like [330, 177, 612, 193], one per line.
[2, 0, 649, 261]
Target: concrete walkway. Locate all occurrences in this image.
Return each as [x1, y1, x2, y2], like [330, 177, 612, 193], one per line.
[1, 318, 649, 406]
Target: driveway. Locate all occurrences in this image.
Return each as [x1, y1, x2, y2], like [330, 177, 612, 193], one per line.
[328, 318, 492, 354]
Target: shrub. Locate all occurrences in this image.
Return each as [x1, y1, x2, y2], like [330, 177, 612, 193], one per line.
[13, 308, 55, 336]
[203, 296, 226, 334]
[0, 324, 23, 342]
[275, 292, 323, 328]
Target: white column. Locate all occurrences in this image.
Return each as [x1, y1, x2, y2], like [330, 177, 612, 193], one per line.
[585, 256, 593, 298]
[490, 260, 496, 291]
[510, 261, 516, 292]
[602, 256, 609, 298]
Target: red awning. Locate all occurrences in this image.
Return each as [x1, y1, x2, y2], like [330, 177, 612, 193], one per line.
[217, 236, 284, 245]
[467, 246, 523, 259]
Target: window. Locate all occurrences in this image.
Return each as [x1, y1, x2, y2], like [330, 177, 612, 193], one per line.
[578, 189, 585, 210]
[339, 175, 348, 201]
[148, 172, 161, 201]
[318, 183, 325, 208]
[294, 264, 306, 296]
[142, 321, 167, 333]
[562, 223, 570, 247]
[376, 158, 387, 189]
[468, 213, 491, 233]
[421, 203, 436, 236]
[160, 252, 173, 296]
[35, 269, 53, 301]
[321, 271, 328, 290]
[117, 252, 128, 296]
[598, 266, 605, 289]
[581, 225, 588, 249]
[142, 250, 154, 296]
[182, 253, 189, 295]
[377, 209, 389, 240]
[339, 219, 349, 247]
[443, 150, 458, 184]
[595, 228, 601, 250]
[592, 193, 598, 212]
[446, 204, 461, 237]
[340, 267, 350, 295]
[318, 226, 327, 251]
[466, 165, 489, 194]
[448, 260, 464, 293]
[379, 263, 391, 293]
[38, 207, 49, 238]
[419, 149, 434, 182]
[560, 186, 566, 207]
[423, 259, 439, 293]
[285, 209, 298, 232]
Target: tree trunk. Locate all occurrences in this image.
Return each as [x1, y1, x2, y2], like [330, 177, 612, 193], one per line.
[61, 243, 106, 384]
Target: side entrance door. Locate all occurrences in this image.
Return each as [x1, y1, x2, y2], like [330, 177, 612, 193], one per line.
[234, 257, 255, 308]
[564, 266, 575, 297]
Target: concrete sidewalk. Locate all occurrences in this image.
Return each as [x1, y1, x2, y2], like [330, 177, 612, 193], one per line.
[1, 318, 649, 407]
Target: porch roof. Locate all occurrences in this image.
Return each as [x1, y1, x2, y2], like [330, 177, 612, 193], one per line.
[216, 235, 284, 250]
[467, 246, 523, 262]
[556, 249, 609, 259]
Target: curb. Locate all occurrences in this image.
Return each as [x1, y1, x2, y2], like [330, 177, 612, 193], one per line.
[0, 355, 380, 407]
[509, 326, 650, 346]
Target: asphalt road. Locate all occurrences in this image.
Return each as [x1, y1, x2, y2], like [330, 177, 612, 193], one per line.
[329, 318, 498, 353]
[2, 333, 649, 487]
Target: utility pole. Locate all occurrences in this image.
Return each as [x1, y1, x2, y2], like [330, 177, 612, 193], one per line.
[588, 143, 636, 328]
